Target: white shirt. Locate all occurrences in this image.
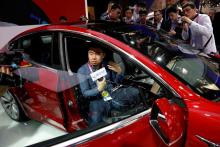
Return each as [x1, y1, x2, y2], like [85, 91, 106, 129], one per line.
[153, 18, 163, 30]
[132, 11, 139, 23]
[122, 17, 134, 24]
[182, 14, 217, 54]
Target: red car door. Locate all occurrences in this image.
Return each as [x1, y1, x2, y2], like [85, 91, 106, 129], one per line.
[23, 66, 66, 129]
[20, 31, 86, 132]
[9, 32, 69, 131]
[13, 63, 85, 132]
[69, 97, 187, 147]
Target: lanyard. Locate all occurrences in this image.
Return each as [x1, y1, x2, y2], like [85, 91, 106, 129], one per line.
[88, 63, 100, 87]
[87, 63, 103, 73]
[87, 63, 94, 73]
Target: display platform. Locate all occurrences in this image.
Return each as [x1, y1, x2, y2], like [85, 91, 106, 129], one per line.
[0, 104, 66, 147]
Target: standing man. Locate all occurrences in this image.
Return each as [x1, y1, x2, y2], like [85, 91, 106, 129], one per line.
[132, 3, 141, 23]
[163, 0, 179, 21]
[136, 8, 148, 25]
[122, 7, 134, 24]
[103, 3, 122, 22]
[100, 1, 115, 20]
[181, 2, 217, 54]
[167, 6, 182, 39]
[153, 10, 170, 31]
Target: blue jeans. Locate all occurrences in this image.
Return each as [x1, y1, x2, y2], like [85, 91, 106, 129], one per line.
[89, 100, 111, 126]
[89, 86, 140, 126]
[111, 86, 140, 109]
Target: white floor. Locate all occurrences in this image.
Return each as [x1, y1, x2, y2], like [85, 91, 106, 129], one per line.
[0, 104, 67, 147]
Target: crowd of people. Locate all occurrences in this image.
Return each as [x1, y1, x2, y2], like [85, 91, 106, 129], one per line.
[99, 0, 217, 54]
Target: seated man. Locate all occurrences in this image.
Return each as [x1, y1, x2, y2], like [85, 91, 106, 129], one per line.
[77, 46, 140, 126]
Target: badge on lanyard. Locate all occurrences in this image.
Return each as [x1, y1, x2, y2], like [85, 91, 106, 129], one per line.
[101, 90, 112, 101]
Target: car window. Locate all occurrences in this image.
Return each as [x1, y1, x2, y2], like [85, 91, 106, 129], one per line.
[143, 43, 220, 101]
[10, 32, 61, 69]
[101, 25, 220, 102]
[65, 34, 173, 129]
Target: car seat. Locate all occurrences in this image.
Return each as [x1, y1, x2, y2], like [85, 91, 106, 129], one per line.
[113, 53, 126, 74]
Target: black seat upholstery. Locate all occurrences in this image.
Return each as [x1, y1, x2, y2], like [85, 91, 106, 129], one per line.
[73, 85, 90, 121]
[28, 36, 51, 65]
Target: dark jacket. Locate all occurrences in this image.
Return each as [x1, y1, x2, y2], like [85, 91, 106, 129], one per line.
[77, 61, 123, 98]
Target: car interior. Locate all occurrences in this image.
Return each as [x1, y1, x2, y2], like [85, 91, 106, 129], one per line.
[65, 36, 169, 125]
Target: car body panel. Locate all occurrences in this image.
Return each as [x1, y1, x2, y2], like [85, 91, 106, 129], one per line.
[76, 114, 164, 147]
[185, 99, 220, 146]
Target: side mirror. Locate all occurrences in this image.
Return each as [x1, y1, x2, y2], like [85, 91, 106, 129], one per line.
[149, 97, 187, 146]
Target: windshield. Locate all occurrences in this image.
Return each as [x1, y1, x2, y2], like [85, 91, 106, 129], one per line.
[93, 24, 220, 102]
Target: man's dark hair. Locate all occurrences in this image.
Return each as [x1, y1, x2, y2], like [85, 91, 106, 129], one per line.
[182, 2, 196, 9]
[111, 3, 121, 11]
[124, 7, 133, 13]
[88, 44, 104, 52]
[154, 10, 162, 14]
[139, 8, 147, 15]
[88, 46, 104, 53]
[167, 5, 178, 14]
[59, 16, 67, 21]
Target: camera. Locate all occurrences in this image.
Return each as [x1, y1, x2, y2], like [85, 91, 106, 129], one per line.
[0, 52, 23, 67]
[0, 52, 23, 87]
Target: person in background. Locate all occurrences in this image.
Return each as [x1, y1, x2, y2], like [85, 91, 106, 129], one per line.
[153, 10, 170, 31]
[132, 3, 146, 23]
[59, 16, 68, 23]
[181, 2, 217, 54]
[100, 1, 115, 20]
[167, 6, 183, 39]
[132, 3, 141, 23]
[122, 7, 134, 24]
[136, 8, 148, 25]
[163, 0, 179, 21]
[103, 3, 122, 22]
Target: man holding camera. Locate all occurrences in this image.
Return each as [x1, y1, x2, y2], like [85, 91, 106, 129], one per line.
[167, 5, 183, 39]
[77, 46, 139, 126]
[181, 2, 217, 54]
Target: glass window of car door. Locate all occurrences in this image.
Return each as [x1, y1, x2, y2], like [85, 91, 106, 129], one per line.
[145, 43, 220, 101]
[64, 34, 174, 128]
[9, 32, 61, 69]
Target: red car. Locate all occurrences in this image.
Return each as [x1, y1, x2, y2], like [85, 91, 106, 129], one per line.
[0, 23, 220, 147]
